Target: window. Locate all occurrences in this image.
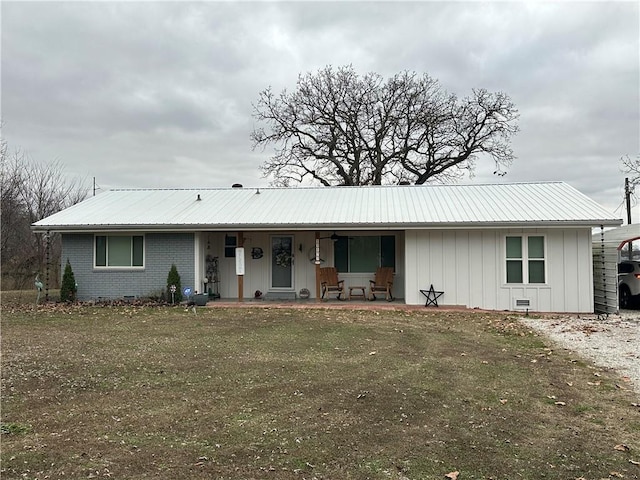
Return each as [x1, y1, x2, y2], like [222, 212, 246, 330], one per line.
[334, 235, 395, 273]
[95, 235, 144, 268]
[224, 235, 237, 258]
[506, 235, 545, 284]
[618, 262, 635, 274]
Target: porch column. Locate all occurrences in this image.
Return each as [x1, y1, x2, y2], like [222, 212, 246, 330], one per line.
[237, 231, 244, 302]
[315, 232, 321, 302]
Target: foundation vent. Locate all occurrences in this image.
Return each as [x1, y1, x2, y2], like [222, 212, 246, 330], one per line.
[512, 298, 534, 311]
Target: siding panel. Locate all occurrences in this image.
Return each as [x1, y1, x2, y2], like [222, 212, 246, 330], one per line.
[405, 227, 594, 312]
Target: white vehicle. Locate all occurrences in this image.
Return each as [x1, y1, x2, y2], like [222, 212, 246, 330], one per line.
[618, 260, 640, 309]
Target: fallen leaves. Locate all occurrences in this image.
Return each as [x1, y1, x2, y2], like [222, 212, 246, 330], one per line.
[3, 304, 639, 480]
[194, 455, 209, 467]
[546, 395, 566, 406]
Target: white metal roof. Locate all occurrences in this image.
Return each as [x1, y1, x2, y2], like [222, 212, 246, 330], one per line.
[32, 182, 622, 232]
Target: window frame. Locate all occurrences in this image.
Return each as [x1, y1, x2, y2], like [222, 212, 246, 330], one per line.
[334, 234, 396, 273]
[504, 234, 547, 285]
[94, 234, 145, 269]
[224, 234, 237, 258]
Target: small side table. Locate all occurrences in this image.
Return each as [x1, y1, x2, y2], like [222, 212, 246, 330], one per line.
[349, 286, 366, 300]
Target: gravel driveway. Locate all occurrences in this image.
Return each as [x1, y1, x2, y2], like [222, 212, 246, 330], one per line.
[520, 311, 640, 395]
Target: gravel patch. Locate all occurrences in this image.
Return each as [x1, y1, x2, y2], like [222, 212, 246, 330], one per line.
[520, 311, 640, 395]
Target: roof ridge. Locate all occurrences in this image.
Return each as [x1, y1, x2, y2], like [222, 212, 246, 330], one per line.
[108, 181, 567, 192]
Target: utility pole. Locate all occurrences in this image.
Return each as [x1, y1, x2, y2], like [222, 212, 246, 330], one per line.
[626, 177, 633, 259]
[626, 177, 633, 224]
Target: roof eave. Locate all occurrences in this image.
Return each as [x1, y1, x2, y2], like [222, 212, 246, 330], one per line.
[31, 218, 623, 233]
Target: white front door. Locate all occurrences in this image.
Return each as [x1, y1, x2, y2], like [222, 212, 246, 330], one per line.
[271, 235, 294, 289]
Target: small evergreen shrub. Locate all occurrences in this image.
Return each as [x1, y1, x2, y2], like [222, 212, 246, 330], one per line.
[166, 264, 182, 303]
[60, 259, 77, 302]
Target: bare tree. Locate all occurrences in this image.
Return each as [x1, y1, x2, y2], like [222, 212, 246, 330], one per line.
[252, 65, 519, 186]
[1, 148, 30, 286]
[0, 147, 88, 289]
[621, 154, 640, 186]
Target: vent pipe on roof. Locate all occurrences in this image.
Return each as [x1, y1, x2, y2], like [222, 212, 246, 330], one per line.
[232, 183, 243, 188]
[196, 194, 201, 201]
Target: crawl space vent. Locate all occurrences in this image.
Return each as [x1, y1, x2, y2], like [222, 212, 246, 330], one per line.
[512, 298, 534, 311]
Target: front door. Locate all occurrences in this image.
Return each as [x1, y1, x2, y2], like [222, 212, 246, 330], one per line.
[271, 235, 294, 289]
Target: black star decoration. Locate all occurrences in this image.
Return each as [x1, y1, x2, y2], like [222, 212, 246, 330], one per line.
[420, 284, 444, 307]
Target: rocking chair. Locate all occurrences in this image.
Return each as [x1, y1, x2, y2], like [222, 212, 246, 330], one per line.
[319, 267, 345, 300]
[369, 267, 394, 301]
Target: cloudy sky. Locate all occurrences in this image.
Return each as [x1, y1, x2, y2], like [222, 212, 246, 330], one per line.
[2, 1, 639, 219]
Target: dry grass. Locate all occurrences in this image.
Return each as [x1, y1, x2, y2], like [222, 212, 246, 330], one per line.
[2, 291, 639, 479]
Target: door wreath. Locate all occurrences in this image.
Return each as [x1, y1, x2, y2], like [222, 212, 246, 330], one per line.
[274, 249, 293, 267]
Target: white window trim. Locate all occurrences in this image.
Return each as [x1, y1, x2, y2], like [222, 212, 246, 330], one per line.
[94, 234, 145, 270]
[505, 234, 547, 285]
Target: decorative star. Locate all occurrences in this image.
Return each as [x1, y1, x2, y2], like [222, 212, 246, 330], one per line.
[420, 284, 444, 307]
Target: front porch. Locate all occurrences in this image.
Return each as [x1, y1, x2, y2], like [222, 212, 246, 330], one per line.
[196, 230, 405, 302]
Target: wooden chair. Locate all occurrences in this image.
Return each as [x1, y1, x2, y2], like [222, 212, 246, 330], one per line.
[369, 267, 394, 301]
[319, 267, 345, 300]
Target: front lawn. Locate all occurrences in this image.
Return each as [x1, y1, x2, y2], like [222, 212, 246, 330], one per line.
[1, 293, 638, 479]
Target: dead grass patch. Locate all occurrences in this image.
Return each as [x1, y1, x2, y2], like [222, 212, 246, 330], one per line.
[2, 292, 639, 479]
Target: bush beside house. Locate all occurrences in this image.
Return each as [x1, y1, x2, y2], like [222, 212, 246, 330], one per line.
[60, 259, 77, 302]
[166, 264, 182, 304]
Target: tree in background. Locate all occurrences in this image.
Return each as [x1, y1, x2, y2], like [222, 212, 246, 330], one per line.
[166, 264, 183, 304]
[252, 65, 519, 187]
[0, 143, 88, 289]
[621, 154, 640, 185]
[59, 259, 77, 302]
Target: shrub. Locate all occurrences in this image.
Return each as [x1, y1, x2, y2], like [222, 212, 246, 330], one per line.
[166, 264, 182, 303]
[60, 259, 77, 302]
[142, 289, 164, 302]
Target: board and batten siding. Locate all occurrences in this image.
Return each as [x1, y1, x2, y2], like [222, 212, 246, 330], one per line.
[61, 233, 195, 301]
[404, 228, 594, 312]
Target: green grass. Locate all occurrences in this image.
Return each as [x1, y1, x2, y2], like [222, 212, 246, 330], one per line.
[1, 291, 639, 479]
[1, 421, 31, 435]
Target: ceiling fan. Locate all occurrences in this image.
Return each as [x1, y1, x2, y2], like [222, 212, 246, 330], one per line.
[319, 232, 353, 242]
[318, 232, 341, 242]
